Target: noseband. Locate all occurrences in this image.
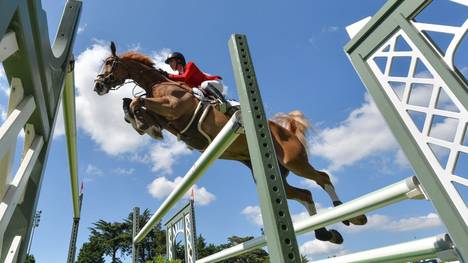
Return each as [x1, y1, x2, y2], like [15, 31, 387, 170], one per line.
[95, 56, 128, 91]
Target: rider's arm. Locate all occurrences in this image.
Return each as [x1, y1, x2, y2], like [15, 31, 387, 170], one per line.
[168, 62, 201, 81]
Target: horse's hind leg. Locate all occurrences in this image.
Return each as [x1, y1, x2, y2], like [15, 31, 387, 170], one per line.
[285, 159, 367, 226]
[280, 165, 343, 244]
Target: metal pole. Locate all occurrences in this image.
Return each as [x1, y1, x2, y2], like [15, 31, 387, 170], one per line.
[67, 193, 83, 263]
[229, 33, 301, 263]
[26, 210, 41, 256]
[133, 111, 242, 243]
[63, 61, 81, 219]
[196, 177, 424, 263]
[132, 207, 140, 263]
[309, 234, 457, 263]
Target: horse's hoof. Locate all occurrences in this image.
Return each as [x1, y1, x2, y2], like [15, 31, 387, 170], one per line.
[328, 229, 343, 244]
[349, 214, 368, 225]
[333, 201, 350, 226]
[314, 228, 332, 241]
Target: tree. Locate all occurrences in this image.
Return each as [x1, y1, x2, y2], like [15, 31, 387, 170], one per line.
[124, 209, 167, 262]
[77, 236, 105, 263]
[196, 235, 269, 262]
[196, 235, 220, 258]
[90, 220, 129, 263]
[25, 254, 35, 263]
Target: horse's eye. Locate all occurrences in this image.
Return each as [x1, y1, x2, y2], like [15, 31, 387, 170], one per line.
[105, 60, 112, 65]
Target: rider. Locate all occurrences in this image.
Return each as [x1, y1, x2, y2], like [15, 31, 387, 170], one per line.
[163, 52, 230, 113]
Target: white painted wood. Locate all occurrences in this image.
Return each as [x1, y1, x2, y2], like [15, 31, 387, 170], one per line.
[367, 29, 468, 226]
[310, 234, 456, 263]
[4, 236, 22, 263]
[0, 78, 25, 203]
[413, 20, 468, 70]
[0, 96, 35, 160]
[346, 17, 372, 39]
[449, 0, 468, 7]
[19, 124, 35, 205]
[0, 32, 19, 62]
[0, 136, 43, 254]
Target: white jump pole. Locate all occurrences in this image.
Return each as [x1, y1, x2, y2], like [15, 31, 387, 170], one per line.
[196, 176, 424, 263]
[133, 111, 242, 244]
[310, 234, 457, 263]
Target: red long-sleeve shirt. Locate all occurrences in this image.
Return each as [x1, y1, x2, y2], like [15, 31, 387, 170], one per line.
[168, 61, 221, 88]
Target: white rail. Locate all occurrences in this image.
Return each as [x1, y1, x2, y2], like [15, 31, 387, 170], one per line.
[197, 176, 424, 263]
[310, 234, 457, 263]
[133, 111, 242, 243]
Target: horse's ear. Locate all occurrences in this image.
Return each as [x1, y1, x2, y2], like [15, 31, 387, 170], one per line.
[110, 41, 117, 57]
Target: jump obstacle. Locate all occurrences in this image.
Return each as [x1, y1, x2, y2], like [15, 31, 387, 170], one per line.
[0, 0, 82, 262]
[132, 1, 468, 262]
[0, 0, 466, 262]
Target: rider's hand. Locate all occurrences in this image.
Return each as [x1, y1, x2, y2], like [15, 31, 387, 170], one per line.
[158, 68, 169, 77]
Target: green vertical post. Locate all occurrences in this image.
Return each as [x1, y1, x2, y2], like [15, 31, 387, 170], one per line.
[229, 34, 300, 262]
[132, 207, 140, 263]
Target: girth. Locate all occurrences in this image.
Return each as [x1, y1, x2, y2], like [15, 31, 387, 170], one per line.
[175, 101, 212, 151]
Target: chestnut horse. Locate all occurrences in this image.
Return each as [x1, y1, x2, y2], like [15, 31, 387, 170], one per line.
[94, 42, 367, 244]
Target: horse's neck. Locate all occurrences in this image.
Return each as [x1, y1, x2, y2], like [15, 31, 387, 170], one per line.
[125, 59, 166, 93]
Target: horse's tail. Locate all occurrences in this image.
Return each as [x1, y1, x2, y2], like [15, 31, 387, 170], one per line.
[272, 110, 311, 150]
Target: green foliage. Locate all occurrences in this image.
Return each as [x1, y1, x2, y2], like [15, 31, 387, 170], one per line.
[25, 254, 35, 263]
[76, 208, 316, 263]
[89, 220, 129, 263]
[77, 236, 105, 263]
[145, 255, 182, 263]
[215, 236, 269, 262]
[124, 209, 167, 262]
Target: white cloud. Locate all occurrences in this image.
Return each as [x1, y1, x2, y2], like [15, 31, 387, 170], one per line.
[242, 206, 263, 226]
[0, 104, 6, 122]
[322, 26, 340, 32]
[300, 239, 346, 260]
[113, 167, 135, 175]
[147, 176, 215, 206]
[460, 66, 468, 76]
[74, 42, 151, 155]
[310, 94, 398, 171]
[395, 149, 410, 168]
[149, 134, 192, 174]
[429, 116, 459, 142]
[242, 205, 325, 227]
[77, 23, 87, 34]
[72, 42, 194, 173]
[86, 164, 103, 176]
[301, 169, 337, 188]
[0, 64, 9, 97]
[342, 213, 442, 233]
[151, 48, 176, 73]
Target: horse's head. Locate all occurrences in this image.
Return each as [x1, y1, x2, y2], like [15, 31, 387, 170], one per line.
[94, 42, 128, 95]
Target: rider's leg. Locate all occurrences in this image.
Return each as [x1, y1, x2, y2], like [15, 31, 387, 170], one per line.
[200, 80, 229, 113]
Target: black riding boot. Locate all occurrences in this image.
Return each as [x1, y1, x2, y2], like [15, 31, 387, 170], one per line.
[205, 84, 229, 113]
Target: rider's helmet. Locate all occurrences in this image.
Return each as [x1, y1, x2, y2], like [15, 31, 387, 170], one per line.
[165, 52, 186, 66]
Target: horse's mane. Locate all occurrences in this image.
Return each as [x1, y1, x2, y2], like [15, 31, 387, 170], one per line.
[120, 51, 155, 68]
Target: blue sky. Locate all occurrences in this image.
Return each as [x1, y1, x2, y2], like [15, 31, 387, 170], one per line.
[1, 0, 467, 262]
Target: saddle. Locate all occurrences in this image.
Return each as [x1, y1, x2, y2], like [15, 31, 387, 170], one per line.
[191, 87, 240, 116]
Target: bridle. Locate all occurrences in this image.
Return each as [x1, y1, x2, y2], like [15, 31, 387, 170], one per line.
[94, 56, 128, 92]
[94, 55, 167, 96]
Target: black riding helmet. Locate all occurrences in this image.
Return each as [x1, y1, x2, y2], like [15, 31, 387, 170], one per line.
[165, 52, 186, 66]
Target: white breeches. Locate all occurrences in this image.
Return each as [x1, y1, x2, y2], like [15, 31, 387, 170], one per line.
[200, 80, 224, 94]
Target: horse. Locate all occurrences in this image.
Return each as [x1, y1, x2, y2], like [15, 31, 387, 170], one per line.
[93, 42, 367, 244]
